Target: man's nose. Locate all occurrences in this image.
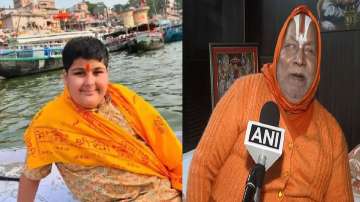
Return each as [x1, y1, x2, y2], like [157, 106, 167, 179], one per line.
[294, 47, 305, 66]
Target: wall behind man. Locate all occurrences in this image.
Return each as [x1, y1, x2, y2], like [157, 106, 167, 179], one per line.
[183, 0, 246, 152]
[183, 0, 360, 152]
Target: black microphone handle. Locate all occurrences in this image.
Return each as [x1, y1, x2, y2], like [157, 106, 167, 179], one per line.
[242, 164, 266, 202]
[254, 164, 265, 188]
[243, 167, 256, 202]
[243, 182, 256, 202]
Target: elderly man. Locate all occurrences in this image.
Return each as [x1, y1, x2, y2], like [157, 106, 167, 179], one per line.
[186, 5, 353, 201]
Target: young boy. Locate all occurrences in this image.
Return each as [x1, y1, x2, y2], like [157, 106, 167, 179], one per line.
[18, 37, 182, 202]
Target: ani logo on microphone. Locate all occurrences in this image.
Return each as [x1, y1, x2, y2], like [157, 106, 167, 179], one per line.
[248, 122, 282, 149]
[244, 121, 285, 170]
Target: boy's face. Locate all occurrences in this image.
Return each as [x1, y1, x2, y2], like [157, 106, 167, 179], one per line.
[64, 58, 109, 109]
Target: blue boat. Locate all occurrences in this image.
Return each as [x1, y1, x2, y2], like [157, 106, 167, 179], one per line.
[0, 31, 94, 78]
[0, 47, 63, 79]
[163, 24, 182, 43]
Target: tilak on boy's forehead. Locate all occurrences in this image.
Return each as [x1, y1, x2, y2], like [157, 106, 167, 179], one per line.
[85, 63, 91, 72]
[293, 13, 312, 48]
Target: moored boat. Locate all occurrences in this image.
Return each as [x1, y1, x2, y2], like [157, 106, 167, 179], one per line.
[0, 31, 95, 79]
[103, 31, 136, 53]
[127, 31, 164, 53]
[0, 47, 63, 79]
[163, 24, 182, 43]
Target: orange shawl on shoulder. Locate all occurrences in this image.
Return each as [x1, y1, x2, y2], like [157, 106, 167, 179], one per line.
[24, 83, 182, 190]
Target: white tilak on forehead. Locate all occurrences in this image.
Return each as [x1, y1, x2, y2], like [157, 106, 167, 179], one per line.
[293, 14, 312, 48]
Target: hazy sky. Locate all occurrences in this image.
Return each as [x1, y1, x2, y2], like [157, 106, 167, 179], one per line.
[0, 0, 128, 9]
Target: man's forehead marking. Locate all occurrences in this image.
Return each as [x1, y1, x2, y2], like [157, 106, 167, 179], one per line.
[293, 14, 312, 48]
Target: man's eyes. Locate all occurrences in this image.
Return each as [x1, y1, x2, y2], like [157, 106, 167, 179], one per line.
[284, 43, 315, 54]
[285, 43, 297, 49]
[304, 46, 316, 55]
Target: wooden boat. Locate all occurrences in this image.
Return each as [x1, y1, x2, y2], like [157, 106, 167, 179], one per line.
[136, 31, 164, 51]
[103, 31, 136, 53]
[127, 31, 164, 53]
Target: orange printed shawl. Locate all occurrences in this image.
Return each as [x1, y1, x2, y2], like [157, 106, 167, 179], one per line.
[24, 83, 182, 190]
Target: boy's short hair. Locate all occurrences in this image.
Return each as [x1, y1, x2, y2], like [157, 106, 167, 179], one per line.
[62, 36, 109, 71]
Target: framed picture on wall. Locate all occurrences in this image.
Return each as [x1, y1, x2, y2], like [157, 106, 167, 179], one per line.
[317, 1, 360, 32]
[209, 43, 259, 108]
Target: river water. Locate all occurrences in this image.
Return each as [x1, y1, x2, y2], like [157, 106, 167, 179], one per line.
[0, 41, 182, 149]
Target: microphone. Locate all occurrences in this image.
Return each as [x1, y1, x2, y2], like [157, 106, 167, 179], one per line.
[242, 101, 285, 202]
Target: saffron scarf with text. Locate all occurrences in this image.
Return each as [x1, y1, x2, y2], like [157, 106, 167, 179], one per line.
[24, 83, 182, 190]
